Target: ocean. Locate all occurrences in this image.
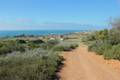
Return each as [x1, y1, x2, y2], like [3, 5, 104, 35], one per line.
[0, 30, 86, 37]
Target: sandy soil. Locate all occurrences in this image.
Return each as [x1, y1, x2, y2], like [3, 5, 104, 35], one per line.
[59, 45, 120, 80]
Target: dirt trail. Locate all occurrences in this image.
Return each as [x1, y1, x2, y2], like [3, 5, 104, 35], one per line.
[59, 45, 120, 80]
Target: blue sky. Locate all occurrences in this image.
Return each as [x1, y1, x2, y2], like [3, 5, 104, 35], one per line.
[0, 0, 120, 30]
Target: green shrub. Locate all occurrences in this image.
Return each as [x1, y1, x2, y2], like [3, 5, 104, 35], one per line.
[62, 46, 72, 51]
[29, 39, 44, 44]
[88, 41, 112, 55]
[88, 41, 102, 55]
[83, 18, 120, 61]
[104, 44, 120, 60]
[53, 44, 78, 51]
[16, 39, 26, 44]
[27, 42, 40, 49]
[47, 39, 60, 45]
[70, 44, 79, 49]
[53, 45, 72, 51]
[103, 49, 113, 60]
[0, 41, 25, 55]
[107, 29, 120, 45]
[53, 46, 64, 51]
[0, 48, 63, 80]
[27, 40, 44, 49]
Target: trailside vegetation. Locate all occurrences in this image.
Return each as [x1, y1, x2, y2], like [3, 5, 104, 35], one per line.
[83, 18, 120, 60]
[0, 36, 78, 80]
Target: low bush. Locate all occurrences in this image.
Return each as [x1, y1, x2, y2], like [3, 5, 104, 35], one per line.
[0, 48, 63, 80]
[88, 41, 112, 55]
[29, 39, 44, 44]
[88, 41, 103, 55]
[83, 18, 120, 61]
[83, 29, 120, 60]
[0, 41, 25, 55]
[16, 39, 26, 44]
[70, 44, 79, 49]
[53, 44, 78, 51]
[104, 44, 120, 60]
[62, 46, 72, 51]
[53, 46, 64, 51]
[47, 39, 60, 45]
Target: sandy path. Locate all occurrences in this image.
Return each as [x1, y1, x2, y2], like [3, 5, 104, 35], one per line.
[59, 45, 120, 80]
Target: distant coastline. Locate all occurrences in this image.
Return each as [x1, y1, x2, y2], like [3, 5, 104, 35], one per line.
[0, 30, 89, 37]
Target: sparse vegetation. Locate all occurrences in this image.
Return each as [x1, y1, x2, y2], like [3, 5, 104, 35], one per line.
[0, 48, 63, 80]
[0, 34, 78, 80]
[83, 18, 120, 60]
